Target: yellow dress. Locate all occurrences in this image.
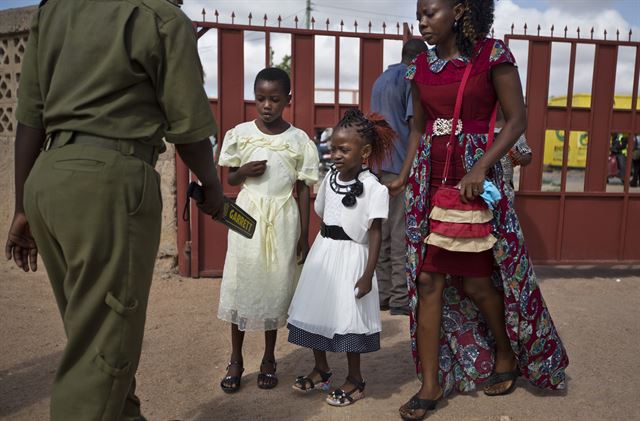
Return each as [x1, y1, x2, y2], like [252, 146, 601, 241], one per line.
[217, 121, 319, 331]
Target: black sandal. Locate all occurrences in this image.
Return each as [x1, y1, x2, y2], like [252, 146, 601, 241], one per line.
[292, 367, 333, 393]
[325, 376, 366, 407]
[399, 390, 443, 421]
[257, 360, 278, 390]
[483, 369, 520, 396]
[220, 361, 244, 394]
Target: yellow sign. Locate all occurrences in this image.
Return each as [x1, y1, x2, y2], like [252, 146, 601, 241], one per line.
[543, 94, 636, 168]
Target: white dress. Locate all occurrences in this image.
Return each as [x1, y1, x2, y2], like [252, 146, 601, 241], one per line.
[217, 121, 319, 331]
[287, 169, 389, 352]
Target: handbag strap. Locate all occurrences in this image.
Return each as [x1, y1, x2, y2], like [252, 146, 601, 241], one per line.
[442, 63, 473, 183]
[441, 63, 500, 183]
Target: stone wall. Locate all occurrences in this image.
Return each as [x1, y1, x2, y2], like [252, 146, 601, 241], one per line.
[0, 6, 179, 272]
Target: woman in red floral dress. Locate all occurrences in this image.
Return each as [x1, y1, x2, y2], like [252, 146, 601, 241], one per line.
[387, 0, 569, 419]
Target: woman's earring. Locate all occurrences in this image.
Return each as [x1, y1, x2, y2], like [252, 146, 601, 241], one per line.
[453, 19, 459, 31]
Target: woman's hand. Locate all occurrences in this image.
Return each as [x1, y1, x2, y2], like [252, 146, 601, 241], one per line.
[354, 274, 373, 299]
[385, 175, 407, 197]
[457, 164, 487, 203]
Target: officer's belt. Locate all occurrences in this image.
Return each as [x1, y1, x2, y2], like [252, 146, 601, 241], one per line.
[46, 132, 159, 167]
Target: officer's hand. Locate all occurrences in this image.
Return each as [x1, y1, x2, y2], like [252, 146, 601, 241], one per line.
[5, 212, 38, 272]
[239, 160, 268, 178]
[198, 183, 224, 219]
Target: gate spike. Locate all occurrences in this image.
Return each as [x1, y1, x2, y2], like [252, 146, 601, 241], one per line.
[311, 16, 316, 30]
[590, 27, 594, 39]
[201, 8, 206, 22]
[576, 26, 580, 38]
[263, 14, 268, 27]
[616, 29, 619, 41]
[277, 15, 282, 28]
[491, 27, 495, 38]
[397, 22, 400, 35]
[231, 11, 235, 25]
[326, 18, 330, 31]
[564, 25, 568, 38]
[630, 29, 633, 42]
[523, 22, 527, 35]
[551, 24, 554, 37]
[368, 21, 372, 33]
[383, 21, 387, 34]
[604, 29, 607, 40]
[340, 20, 344, 31]
[248, 12, 252, 25]
[537, 24, 541, 36]
[355, 20, 359, 33]
[510, 22, 514, 34]
[214, 9, 219, 24]
[294, 15, 299, 29]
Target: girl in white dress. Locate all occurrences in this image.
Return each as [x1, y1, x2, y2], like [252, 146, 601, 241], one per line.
[217, 68, 319, 392]
[288, 109, 395, 407]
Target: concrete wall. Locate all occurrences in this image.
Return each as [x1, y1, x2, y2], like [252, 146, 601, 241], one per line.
[0, 6, 179, 272]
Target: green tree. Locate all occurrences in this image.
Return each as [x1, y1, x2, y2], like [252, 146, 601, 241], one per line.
[269, 47, 291, 75]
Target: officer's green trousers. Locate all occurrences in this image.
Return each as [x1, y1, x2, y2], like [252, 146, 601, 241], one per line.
[24, 143, 162, 421]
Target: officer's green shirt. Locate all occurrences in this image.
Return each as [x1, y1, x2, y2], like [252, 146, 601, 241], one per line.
[16, 0, 217, 147]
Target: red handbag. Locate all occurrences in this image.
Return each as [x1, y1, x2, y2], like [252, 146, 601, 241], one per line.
[425, 62, 498, 253]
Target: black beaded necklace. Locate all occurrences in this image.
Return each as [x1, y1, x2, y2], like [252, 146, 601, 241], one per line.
[329, 166, 368, 207]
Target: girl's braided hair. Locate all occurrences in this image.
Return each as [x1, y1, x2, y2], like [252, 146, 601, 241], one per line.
[335, 109, 396, 169]
[451, 0, 495, 58]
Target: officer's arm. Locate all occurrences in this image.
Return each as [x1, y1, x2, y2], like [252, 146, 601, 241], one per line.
[175, 139, 224, 218]
[14, 123, 45, 214]
[5, 123, 44, 272]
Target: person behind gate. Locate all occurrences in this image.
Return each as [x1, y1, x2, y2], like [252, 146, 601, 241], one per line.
[4, 0, 224, 420]
[371, 39, 429, 316]
[216, 67, 319, 393]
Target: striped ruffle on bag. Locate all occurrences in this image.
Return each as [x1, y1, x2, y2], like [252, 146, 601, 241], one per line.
[425, 186, 496, 252]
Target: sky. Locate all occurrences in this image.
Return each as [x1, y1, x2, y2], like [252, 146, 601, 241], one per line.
[2, 0, 639, 100]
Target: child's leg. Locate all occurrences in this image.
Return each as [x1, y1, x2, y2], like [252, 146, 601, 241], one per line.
[221, 323, 245, 389]
[258, 330, 278, 388]
[313, 349, 330, 373]
[346, 352, 362, 383]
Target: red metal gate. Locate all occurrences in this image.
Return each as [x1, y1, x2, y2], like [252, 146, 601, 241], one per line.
[177, 14, 409, 277]
[177, 16, 639, 277]
[505, 28, 639, 264]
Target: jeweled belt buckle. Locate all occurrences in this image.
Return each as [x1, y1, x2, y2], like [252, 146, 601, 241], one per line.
[432, 118, 463, 136]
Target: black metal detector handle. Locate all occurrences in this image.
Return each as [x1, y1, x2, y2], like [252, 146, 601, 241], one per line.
[185, 182, 257, 239]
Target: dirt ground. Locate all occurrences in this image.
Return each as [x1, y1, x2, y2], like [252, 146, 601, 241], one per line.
[1, 260, 639, 421]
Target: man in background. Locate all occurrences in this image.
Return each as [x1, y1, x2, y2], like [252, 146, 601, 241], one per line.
[370, 39, 428, 316]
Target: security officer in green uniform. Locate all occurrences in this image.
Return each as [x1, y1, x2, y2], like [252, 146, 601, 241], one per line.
[4, 0, 223, 420]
